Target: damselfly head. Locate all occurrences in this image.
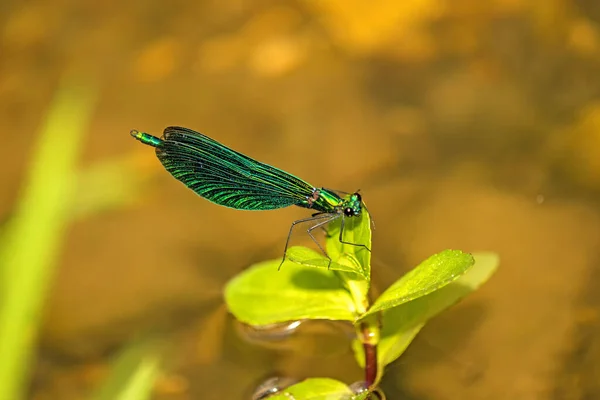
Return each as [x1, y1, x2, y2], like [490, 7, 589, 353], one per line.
[343, 192, 363, 217]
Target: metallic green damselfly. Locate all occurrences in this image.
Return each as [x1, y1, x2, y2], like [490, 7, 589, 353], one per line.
[130, 126, 370, 266]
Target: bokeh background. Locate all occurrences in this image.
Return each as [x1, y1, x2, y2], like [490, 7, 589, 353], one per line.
[2, 0, 600, 399]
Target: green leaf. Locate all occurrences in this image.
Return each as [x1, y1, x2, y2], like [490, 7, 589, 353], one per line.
[326, 210, 372, 315]
[343, 274, 370, 316]
[268, 378, 354, 400]
[361, 250, 475, 319]
[224, 259, 357, 325]
[325, 211, 372, 280]
[91, 337, 161, 400]
[352, 252, 499, 380]
[286, 246, 367, 279]
[351, 391, 371, 400]
[282, 205, 373, 317]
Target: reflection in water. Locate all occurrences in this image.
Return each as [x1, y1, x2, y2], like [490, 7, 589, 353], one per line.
[241, 322, 389, 398]
[235, 318, 357, 357]
[252, 376, 299, 400]
[236, 320, 303, 343]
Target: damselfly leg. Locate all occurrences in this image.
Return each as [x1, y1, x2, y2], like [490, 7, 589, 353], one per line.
[278, 213, 337, 270]
[305, 214, 340, 268]
[338, 214, 372, 252]
[278, 213, 372, 270]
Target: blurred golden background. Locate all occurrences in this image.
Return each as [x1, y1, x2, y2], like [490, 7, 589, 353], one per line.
[2, 0, 600, 398]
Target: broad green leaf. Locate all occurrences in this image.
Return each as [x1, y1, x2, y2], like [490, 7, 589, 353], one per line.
[91, 337, 161, 400]
[268, 378, 354, 400]
[286, 246, 367, 279]
[361, 250, 474, 319]
[225, 260, 357, 325]
[352, 252, 499, 380]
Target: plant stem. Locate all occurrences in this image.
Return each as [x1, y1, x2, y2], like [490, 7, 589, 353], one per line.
[361, 322, 378, 388]
[363, 341, 377, 387]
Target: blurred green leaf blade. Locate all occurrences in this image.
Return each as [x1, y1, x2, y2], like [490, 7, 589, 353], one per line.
[91, 337, 161, 400]
[0, 79, 96, 400]
[72, 154, 152, 219]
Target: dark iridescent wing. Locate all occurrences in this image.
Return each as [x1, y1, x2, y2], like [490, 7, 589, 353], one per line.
[155, 126, 314, 210]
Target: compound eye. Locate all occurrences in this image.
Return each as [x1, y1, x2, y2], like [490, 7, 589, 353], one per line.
[344, 207, 354, 216]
